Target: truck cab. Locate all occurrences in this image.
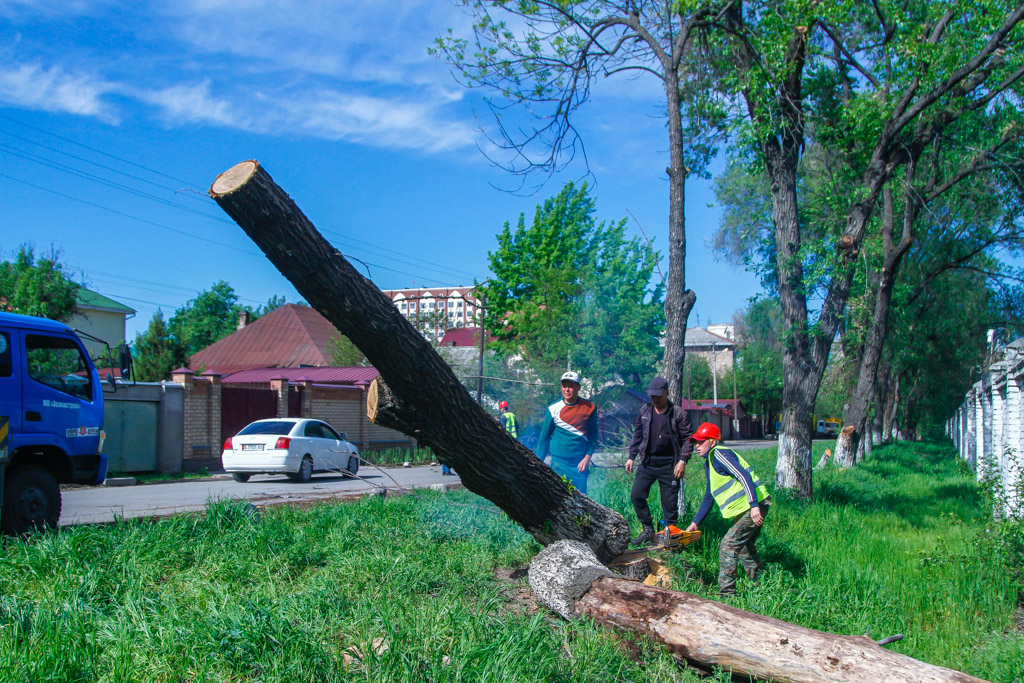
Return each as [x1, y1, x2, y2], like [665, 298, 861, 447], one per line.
[0, 312, 112, 535]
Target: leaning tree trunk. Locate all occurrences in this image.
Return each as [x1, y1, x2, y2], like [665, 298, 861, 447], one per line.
[209, 160, 629, 562]
[531, 541, 990, 683]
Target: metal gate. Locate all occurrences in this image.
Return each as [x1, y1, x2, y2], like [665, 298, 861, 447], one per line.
[221, 387, 279, 444]
[104, 399, 159, 472]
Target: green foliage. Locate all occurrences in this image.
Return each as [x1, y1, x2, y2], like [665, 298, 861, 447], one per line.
[131, 310, 187, 382]
[1, 442, 1021, 681]
[168, 281, 246, 358]
[0, 244, 78, 322]
[131, 283, 291, 380]
[684, 353, 713, 400]
[482, 182, 663, 391]
[328, 334, 367, 367]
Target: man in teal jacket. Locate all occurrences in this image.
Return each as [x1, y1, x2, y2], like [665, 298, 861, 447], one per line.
[536, 371, 599, 494]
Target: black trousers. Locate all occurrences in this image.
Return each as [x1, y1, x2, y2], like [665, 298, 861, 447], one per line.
[630, 460, 679, 528]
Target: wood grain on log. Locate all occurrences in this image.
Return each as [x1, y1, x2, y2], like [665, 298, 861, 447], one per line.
[534, 542, 990, 683]
[209, 160, 629, 562]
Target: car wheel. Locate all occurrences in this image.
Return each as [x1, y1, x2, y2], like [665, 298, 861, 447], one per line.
[1, 466, 61, 537]
[231, 473, 251, 483]
[289, 456, 313, 483]
[345, 455, 359, 478]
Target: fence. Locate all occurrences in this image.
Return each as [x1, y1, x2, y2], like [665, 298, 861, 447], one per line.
[947, 350, 1024, 519]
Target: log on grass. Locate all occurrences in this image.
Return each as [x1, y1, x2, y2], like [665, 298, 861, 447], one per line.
[530, 541, 990, 683]
[209, 160, 629, 562]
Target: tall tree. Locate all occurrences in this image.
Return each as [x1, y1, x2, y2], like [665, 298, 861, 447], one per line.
[434, 1, 725, 402]
[835, 130, 1024, 466]
[482, 182, 663, 391]
[132, 310, 187, 381]
[169, 281, 246, 358]
[0, 244, 78, 321]
[718, 1, 1024, 498]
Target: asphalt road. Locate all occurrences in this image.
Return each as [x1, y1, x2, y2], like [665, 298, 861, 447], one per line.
[60, 464, 461, 526]
[60, 439, 782, 527]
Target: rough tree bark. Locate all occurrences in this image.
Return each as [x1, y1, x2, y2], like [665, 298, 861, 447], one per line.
[834, 183, 915, 468]
[530, 541, 990, 683]
[209, 160, 629, 562]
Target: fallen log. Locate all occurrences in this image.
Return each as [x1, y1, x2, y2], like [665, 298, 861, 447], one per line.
[529, 541, 989, 683]
[209, 160, 630, 562]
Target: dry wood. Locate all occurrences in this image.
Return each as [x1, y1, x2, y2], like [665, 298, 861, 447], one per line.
[531, 541, 990, 683]
[209, 160, 629, 562]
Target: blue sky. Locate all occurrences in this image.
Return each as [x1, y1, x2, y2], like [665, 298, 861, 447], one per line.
[0, 0, 763, 341]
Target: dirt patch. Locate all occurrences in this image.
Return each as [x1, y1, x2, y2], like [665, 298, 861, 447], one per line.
[494, 566, 541, 616]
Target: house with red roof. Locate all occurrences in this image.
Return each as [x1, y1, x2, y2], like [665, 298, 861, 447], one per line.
[172, 304, 413, 471]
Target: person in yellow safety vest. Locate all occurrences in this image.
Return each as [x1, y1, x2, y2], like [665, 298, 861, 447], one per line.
[685, 422, 771, 595]
[499, 400, 518, 438]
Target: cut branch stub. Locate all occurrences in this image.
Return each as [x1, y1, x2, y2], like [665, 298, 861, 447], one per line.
[209, 160, 629, 562]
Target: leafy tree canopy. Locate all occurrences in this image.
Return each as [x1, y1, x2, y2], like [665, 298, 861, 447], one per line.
[132, 310, 187, 382]
[0, 244, 78, 321]
[482, 182, 664, 391]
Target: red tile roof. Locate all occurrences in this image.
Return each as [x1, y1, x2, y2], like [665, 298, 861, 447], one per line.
[190, 304, 342, 374]
[222, 367, 379, 386]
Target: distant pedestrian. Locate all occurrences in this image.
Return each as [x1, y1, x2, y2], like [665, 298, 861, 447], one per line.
[685, 422, 771, 595]
[498, 400, 518, 438]
[625, 376, 694, 547]
[536, 371, 598, 494]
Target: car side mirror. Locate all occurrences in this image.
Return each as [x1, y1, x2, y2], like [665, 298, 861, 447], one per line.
[340, 433, 347, 442]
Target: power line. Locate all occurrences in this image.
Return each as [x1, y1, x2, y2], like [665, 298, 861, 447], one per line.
[1, 116, 487, 286]
[0, 170, 263, 255]
[0, 113, 204, 187]
[0, 116, 489, 286]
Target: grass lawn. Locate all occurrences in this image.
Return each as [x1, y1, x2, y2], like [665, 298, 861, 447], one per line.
[2, 441, 1022, 681]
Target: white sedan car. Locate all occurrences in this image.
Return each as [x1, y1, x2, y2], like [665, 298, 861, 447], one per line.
[222, 418, 360, 483]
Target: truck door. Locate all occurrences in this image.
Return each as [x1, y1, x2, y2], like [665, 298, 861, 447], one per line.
[19, 331, 101, 457]
[0, 328, 18, 437]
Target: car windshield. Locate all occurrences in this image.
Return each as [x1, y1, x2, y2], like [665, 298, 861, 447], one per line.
[237, 421, 296, 436]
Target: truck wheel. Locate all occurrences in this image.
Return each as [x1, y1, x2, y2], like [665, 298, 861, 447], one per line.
[2, 466, 61, 537]
[231, 473, 251, 483]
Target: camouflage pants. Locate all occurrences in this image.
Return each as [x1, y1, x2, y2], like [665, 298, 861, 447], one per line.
[718, 504, 769, 594]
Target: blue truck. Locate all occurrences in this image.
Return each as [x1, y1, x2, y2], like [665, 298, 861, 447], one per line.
[0, 311, 130, 535]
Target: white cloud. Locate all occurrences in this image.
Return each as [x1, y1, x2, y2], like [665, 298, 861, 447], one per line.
[0, 62, 117, 121]
[135, 79, 475, 153]
[135, 80, 243, 128]
[282, 90, 476, 152]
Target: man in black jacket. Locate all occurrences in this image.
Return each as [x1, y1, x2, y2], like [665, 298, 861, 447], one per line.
[625, 376, 695, 547]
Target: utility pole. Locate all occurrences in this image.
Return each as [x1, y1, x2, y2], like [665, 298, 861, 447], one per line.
[711, 341, 718, 404]
[477, 292, 486, 404]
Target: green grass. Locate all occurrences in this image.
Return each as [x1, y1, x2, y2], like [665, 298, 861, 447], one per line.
[2, 441, 1022, 681]
[363, 446, 438, 467]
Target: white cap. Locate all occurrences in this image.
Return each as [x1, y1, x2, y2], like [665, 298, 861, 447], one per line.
[560, 371, 581, 384]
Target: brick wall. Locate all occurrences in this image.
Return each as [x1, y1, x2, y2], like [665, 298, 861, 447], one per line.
[173, 370, 223, 472]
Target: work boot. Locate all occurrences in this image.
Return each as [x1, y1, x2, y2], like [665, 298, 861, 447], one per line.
[631, 525, 655, 547]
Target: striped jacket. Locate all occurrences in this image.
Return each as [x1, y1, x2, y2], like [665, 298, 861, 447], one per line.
[536, 398, 599, 463]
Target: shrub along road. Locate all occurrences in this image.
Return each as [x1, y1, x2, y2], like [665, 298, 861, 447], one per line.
[59, 464, 461, 526]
